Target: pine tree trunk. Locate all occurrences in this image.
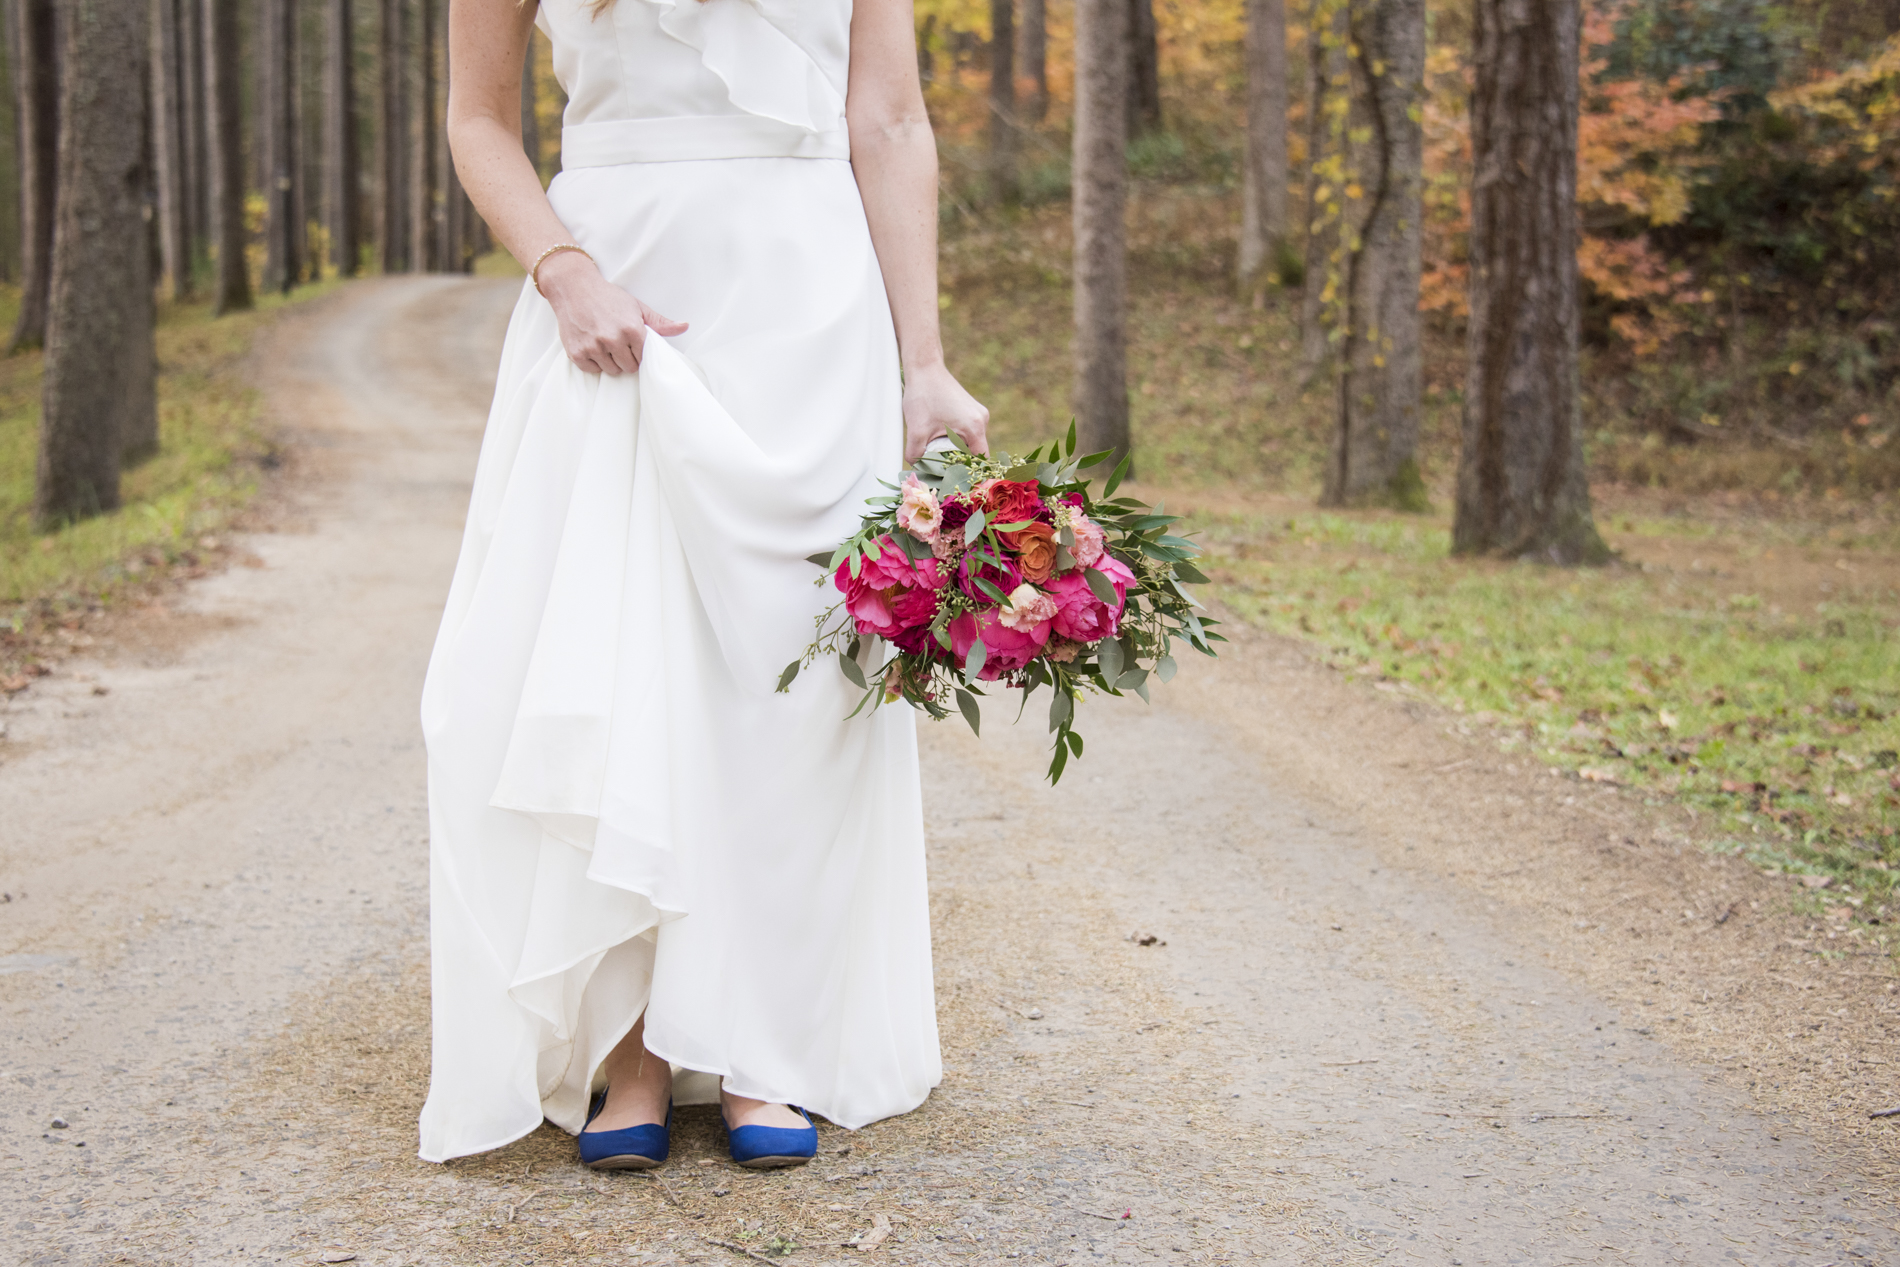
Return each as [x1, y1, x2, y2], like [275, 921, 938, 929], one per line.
[988, 0, 1017, 203]
[410, 0, 436, 272]
[8, 0, 57, 352]
[377, 0, 406, 270]
[181, 0, 207, 267]
[1125, 0, 1160, 139]
[519, 32, 539, 177]
[1299, 2, 1347, 375]
[437, 0, 462, 270]
[1020, 0, 1046, 122]
[1321, 0, 1424, 510]
[260, 0, 298, 290]
[1237, 0, 1287, 293]
[325, 0, 358, 275]
[1453, 0, 1607, 563]
[151, 0, 193, 300]
[1073, 0, 1130, 471]
[39, 0, 156, 521]
[202, 0, 252, 312]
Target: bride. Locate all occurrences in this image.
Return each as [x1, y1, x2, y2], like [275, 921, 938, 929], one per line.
[417, 0, 987, 1168]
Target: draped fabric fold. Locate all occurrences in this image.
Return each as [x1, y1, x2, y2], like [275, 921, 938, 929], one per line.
[418, 154, 940, 1164]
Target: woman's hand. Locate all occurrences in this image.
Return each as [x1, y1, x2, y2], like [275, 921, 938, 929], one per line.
[902, 363, 989, 464]
[536, 250, 687, 375]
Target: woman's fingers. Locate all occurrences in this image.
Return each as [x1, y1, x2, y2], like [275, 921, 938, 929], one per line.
[642, 304, 690, 337]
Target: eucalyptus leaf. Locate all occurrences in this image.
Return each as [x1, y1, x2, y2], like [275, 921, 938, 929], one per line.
[1065, 730, 1083, 756]
[1171, 560, 1210, 584]
[1048, 689, 1073, 731]
[955, 687, 981, 736]
[964, 635, 988, 683]
[1096, 635, 1124, 686]
[964, 510, 987, 545]
[1103, 452, 1132, 497]
[1076, 448, 1113, 468]
[1083, 567, 1118, 606]
[1156, 654, 1177, 683]
[1065, 419, 1078, 456]
[776, 660, 801, 692]
[805, 551, 834, 569]
[840, 654, 867, 690]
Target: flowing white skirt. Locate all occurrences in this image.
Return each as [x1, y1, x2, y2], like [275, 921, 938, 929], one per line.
[417, 156, 941, 1164]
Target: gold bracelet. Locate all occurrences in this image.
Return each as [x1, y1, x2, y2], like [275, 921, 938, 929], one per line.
[530, 243, 593, 296]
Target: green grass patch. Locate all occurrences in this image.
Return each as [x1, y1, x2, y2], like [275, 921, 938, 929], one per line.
[1, 281, 337, 616]
[1192, 504, 1899, 934]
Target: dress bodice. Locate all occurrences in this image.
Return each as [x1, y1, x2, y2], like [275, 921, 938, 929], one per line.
[537, 0, 853, 166]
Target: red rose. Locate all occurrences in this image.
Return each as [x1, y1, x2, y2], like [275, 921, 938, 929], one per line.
[982, 479, 1045, 528]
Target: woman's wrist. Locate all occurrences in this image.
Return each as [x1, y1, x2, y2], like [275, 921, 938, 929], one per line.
[533, 248, 601, 302]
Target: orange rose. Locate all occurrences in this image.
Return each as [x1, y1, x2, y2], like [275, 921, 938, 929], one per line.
[1002, 521, 1059, 583]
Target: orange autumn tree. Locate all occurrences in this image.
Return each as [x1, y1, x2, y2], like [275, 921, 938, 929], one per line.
[1420, 0, 1721, 354]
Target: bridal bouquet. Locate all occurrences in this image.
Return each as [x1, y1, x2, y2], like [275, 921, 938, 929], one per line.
[776, 427, 1222, 782]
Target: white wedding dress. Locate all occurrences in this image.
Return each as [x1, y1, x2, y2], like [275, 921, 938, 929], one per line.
[416, 0, 940, 1163]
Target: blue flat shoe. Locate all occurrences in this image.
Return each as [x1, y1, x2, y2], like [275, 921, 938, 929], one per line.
[725, 1105, 817, 1169]
[578, 1091, 670, 1170]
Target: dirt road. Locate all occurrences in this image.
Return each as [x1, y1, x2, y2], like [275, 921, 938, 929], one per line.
[2, 278, 1894, 1267]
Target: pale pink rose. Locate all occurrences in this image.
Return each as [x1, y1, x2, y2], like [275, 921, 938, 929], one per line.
[997, 583, 1058, 631]
[1069, 515, 1106, 568]
[896, 476, 943, 543]
[1045, 639, 1080, 663]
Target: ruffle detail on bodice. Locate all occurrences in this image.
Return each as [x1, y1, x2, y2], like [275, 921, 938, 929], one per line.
[646, 0, 846, 137]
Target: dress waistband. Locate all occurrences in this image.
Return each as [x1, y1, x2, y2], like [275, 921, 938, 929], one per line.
[561, 115, 851, 167]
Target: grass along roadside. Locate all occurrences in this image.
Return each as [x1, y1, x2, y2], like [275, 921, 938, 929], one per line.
[1170, 492, 1899, 950]
[1, 281, 338, 679]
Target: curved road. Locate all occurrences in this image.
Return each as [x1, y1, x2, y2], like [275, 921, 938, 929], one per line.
[2, 278, 1893, 1266]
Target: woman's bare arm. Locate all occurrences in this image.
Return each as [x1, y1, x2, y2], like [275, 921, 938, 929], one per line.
[847, 0, 989, 461]
[446, 0, 684, 373]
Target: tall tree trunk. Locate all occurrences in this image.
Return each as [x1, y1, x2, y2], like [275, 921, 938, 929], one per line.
[377, 0, 406, 270]
[39, 0, 156, 521]
[151, 0, 192, 300]
[988, 0, 1017, 203]
[1321, 0, 1424, 509]
[8, 0, 57, 352]
[410, 0, 437, 272]
[1237, 0, 1287, 294]
[1453, 0, 1607, 563]
[1020, 0, 1047, 122]
[181, 0, 207, 270]
[1299, 0, 1347, 374]
[437, 0, 463, 270]
[202, 0, 251, 312]
[1125, 0, 1160, 138]
[325, 0, 358, 275]
[260, 0, 298, 290]
[519, 31, 539, 178]
[1073, 0, 1130, 470]
[201, 0, 250, 311]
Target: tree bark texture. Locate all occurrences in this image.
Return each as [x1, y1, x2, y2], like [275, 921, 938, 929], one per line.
[202, 0, 251, 313]
[1321, 0, 1424, 510]
[988, 0, 1017, 203]
[325, 0, 359, 274]
[180, 0, 207, 265]
[8, 0, 58, 352]
[150, 0, 192, 299]
[410, 0, 438, 271]
[39, 0, 156, 521]
[1125, 0, 1160, 138]
[1453, 0, 1607, 563]
[1298, 0, 1346, 374]
[1237, 0, 1287, 292]
[1072, 0, 1129, 470]
[260, 0, 299, 290]
[377, 0, 407, 270]
[1019, 0, 1047, 122]
[519, 32, 539, 177]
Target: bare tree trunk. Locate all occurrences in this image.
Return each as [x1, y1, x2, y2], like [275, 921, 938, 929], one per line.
[377, 0, 406, 270]
[325, 0, 358, 275]
[8, 0, 57, 352]
[1073, 0, 1129, 470]
[151, 0, 192, 300]
[39, 0, 155, 521]
[519, 31, 539, 178]
[988, 0, 1017, 203]
[410, 0, 437, 272]
[203, 0, 251, 312]
[1321, 0, 1424, 509]
[1125, 0, 1160, 139]
[181, 0, 207, 269]
[1237, 0, 1287, 293]
[437, 0, 463, 270]
[1019, 0, 1047, 122]
[1299, 1, 1347, 374]
[260, 0, 298, 290]
[1453, 0, 1607, 563]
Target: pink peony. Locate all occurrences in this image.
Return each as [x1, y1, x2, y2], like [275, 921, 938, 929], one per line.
[896, 476, 942, 544]
[1043, 553, 1135, 644]
[948, 609, 1052, 681]
[1068, 515, 1106, 568]
[834, 538, 947, 640]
